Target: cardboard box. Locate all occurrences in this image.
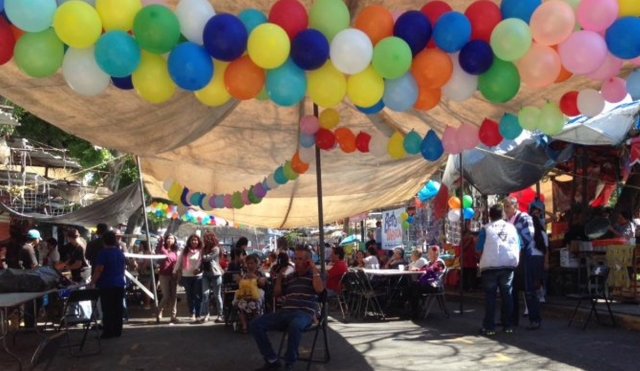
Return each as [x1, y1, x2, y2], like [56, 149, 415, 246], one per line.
[560, 247, 580, 268]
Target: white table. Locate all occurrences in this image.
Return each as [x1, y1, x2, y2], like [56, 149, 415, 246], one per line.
[362, 269, 424, 276]
[0, 289, 57, 371]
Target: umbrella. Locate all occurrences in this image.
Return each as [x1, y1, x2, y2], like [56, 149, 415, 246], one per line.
[339, 235, 361, 246]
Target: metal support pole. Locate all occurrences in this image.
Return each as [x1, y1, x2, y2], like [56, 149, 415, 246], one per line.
[459, 152, 465, 315]
[135, 156, 159, 322]
[313, 104, 326, 276]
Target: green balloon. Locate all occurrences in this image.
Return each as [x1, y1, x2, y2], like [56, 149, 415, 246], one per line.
[372, 37, 412, 80]
[283, 161, 299, 181]
[490, 18, 532, 62]
[402, 221, 410, 230]
[462, 195, 473, 208]
[248, 186, 262, 204]
[133, 5, 181, 54]
[538, 102, 566, 136]
[231, 191, 244, 209]
[478, 58, 520, 103]
[309, 0, 350, 42]
[518, 106, 540, 131]
[14, 28, 64, 78]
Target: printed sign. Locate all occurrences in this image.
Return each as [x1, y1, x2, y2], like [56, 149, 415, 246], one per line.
[382, 207, 404, 250]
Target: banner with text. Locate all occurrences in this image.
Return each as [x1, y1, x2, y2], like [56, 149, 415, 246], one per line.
[382, 207, 404, 250]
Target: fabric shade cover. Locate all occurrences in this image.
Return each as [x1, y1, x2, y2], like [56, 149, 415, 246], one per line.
[0, 0, 630, 228]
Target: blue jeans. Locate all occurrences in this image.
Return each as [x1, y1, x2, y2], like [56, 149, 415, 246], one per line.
[249, 309, 313, 365]
[523, 255, 544, 324]
[482, 268, 514, 331]
[180, 276, 202, 317]
[201, 274, 223, 317]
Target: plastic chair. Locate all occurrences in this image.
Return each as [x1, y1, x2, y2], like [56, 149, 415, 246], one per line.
[59, 288, 101, 357]
[354, 269, 386, 320]
[277, 290, 330, 370]
[567, 264, 616, 329]
[419, 268, 450, 319]
[222, 271, 239, 329]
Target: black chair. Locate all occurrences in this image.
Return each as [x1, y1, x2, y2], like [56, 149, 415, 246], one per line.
[354, 269, 386, 320]
[326, 273, 348, 322]
[567, 264, 616, 329]
[278, 290, 330, 370]
[222, 271, 240, 329]
[420, 268, 450, 319]
[59, 288, 101, 357]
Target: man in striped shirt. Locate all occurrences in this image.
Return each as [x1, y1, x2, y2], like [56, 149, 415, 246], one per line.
[250, 246, 324, 371]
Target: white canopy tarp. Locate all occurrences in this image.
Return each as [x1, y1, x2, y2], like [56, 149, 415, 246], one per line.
[0, 0, 620, 228]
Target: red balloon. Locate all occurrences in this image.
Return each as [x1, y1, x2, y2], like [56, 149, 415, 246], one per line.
[420, 1, 451, 48]
[478, 118, 503, 147]
[268, 0, 309, 40]
[560, 91, 580, 116]
[355, 131, 371, 152]
[464, 0, 502, 42]
[315, 128, 336, 150]
[0, 17, 16, 65]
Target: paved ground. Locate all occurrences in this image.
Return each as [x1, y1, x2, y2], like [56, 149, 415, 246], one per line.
[3, 294, 640, 371]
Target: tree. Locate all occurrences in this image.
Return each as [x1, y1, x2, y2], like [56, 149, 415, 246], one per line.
[5, 103, 138, 192]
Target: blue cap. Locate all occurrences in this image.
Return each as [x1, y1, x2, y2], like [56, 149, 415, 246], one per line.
[27, 229, 41, 239]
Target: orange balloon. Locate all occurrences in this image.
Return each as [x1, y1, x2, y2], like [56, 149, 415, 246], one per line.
[291, 151, 310, 174]
[414, 85, 441, 110]
[354, 5, 394, 45]
[224, 55, 265, 100]
[448, 196, 461, 209]
[411, 48, 452, 89]
[10, 24, 24, 41]
[334, 127, 356, 153]
[551, 45, 573, 83]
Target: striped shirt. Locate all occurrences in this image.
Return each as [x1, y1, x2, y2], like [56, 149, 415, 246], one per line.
[281, 270, 319, 317]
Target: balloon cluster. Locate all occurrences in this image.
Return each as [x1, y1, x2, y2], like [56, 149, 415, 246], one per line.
[146, 201, 180, 219]
[400, 211, 414, 230]
[3, 0, 640, 110]
[181, 208, 216, 225]
[447, 195, 475, 222]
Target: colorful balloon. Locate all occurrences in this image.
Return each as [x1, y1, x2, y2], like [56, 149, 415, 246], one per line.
[601, 77, 627, 103]
[62, 46, 110, 96]
[478, 118, 503, 147]
[53, 1, 102, 48]
[315, 128, 336, 150]
[559, 91, 580, 116]
[347, 66, 384, 108]
[319, 108, 340, 129]
[448, 197, 461, 209]
[354, 5, 394, 45]
[224, 55, 264, 100]
[490, 18, 532, 61]
[330, 28, 373, 75]
[576, 0, 618, 32]
[383, 73, 418, 112]
[175, 0, 215, 44]
[266, 58, 307, 106]
[414, 85, 441, 111]
[420, 129, 444, 161]
[411, 48, 452, 88]
[355, 131, 371, 152]
[194, 60, 232, 107]
[518, 106, 540, 131]
[132, 51, 176, 103]
[268, 0, 308, 40]
[94, 31, 141, 78]
[133, 5, 180, 54]
[433, 11, 471, 53]
[308, 0, 349, 42]
[499, 113, 523, 140]
[168, 42, 213, 91]
[605, 17, 640, 59]
[393, 10, 431, 55]
[577, 89, 605, 117]
[458, 39, 493, 75]
[96, 0, 141, 32]
[290, 29, 329, 70]
[307, 61, 346, 107]
[203, 14, 247, 62]
[500, 0, 541, 23]
[403, 130, 422, 155]
[464, 0, 502, 42]
[537, 102, 565, 136]
[238, 8, 267, 34]
[5, 0, 56, 33]
[14, 28, 64, 78]
[300, 115, 320, 135]
[372, 36, 412, 79]
[516, 42, 561, 88]
[478, 58, 520, 103]
[529, 0, 575, 46]
[334, 127, 356, 153]
[558, 31, 607, 74]
[387, 131, 406, 159]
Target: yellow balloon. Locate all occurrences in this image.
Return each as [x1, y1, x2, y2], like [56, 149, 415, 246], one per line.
[319, 108, 340, 129]
[195, 60, 232, 107]
[619, 0, 640, 16]
[387, 131, 406, 159]
[247, 23, 290, 69]
[307, 61, 347, 107]
[53, 1, 103, 48]
[132, 51, 176, 103]
[347, 65, 384, 108]
[96, 0, 142, 31]
[167, 182, 183, 204]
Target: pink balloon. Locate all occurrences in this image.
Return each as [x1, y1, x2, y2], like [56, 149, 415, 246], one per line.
[456, 122, 479, 150]
[600, 77, 628, 103]
[530, 0, 575, 46]
[299, 115, 320, 135]
[577, 0, 618, 32]
[441, 126, 461, 154]
[241, 189, 251, 205]
[223, 194, 232, 208]
[558, 31, 607, 75]
[586, 53, 623, 80]
[516, 42, 561, 88]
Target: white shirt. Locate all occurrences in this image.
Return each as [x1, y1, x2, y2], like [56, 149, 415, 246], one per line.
[364, 255, 379, 269]
[410, 257, 428, 270]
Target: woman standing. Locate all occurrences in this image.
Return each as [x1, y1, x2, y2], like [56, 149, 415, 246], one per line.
[174, 234, 203, 322]
[199, 231, 224, 323]
[89, 231, 126, 339]
[157, 234, 179, 323]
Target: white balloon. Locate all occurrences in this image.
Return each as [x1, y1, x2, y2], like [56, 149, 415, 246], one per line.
[442, 53, 478, 102]
[62, 47, 110, 96]
[577, 89, 605, 117]
[162, 178, 174, 191]
[176, 0, 215, 45]
[369, 131, 390, 157]
[266, 173, 280, 190]
[448, 209, 461, 222]
[330, 28, 372, 75]
[299, 145, 316, 164]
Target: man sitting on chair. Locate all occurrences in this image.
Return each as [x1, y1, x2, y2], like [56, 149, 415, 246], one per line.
[250, 246, 324, 371]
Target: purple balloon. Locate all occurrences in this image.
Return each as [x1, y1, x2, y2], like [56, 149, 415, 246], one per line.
[253, 182, 267, 198]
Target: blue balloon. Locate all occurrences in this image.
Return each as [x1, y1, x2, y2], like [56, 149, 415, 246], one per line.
[406, 216, 414, 224]
[111, 75, 134, 90]
[356, 99, 385, 114]
[300, 133, 316, 148]
[291, 29, 329, 70]
[420, 130, 444, 161]
[393, 10, 431, 55]
[459, 40, 494, 75]
[262, 179, 271, 192]
[500, 0, 541, 23]
[215, 195, 225, 208]
[274, 166, 288, 185]
[168, 42, 214, 91]
[266, 58, 307, 106]
[383, 73, 418, 112]
[433, 12, 471, 53]
[499, 113, 523, 140]
[94, 31, 141, 78]
[203, 14, 248, 61]
[605, 17, 640, 60]
[238, 8, 266, 34]
[0, 0, 5, 13]
[463, 207, 475, 220]
[626, 70, 640, 100]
